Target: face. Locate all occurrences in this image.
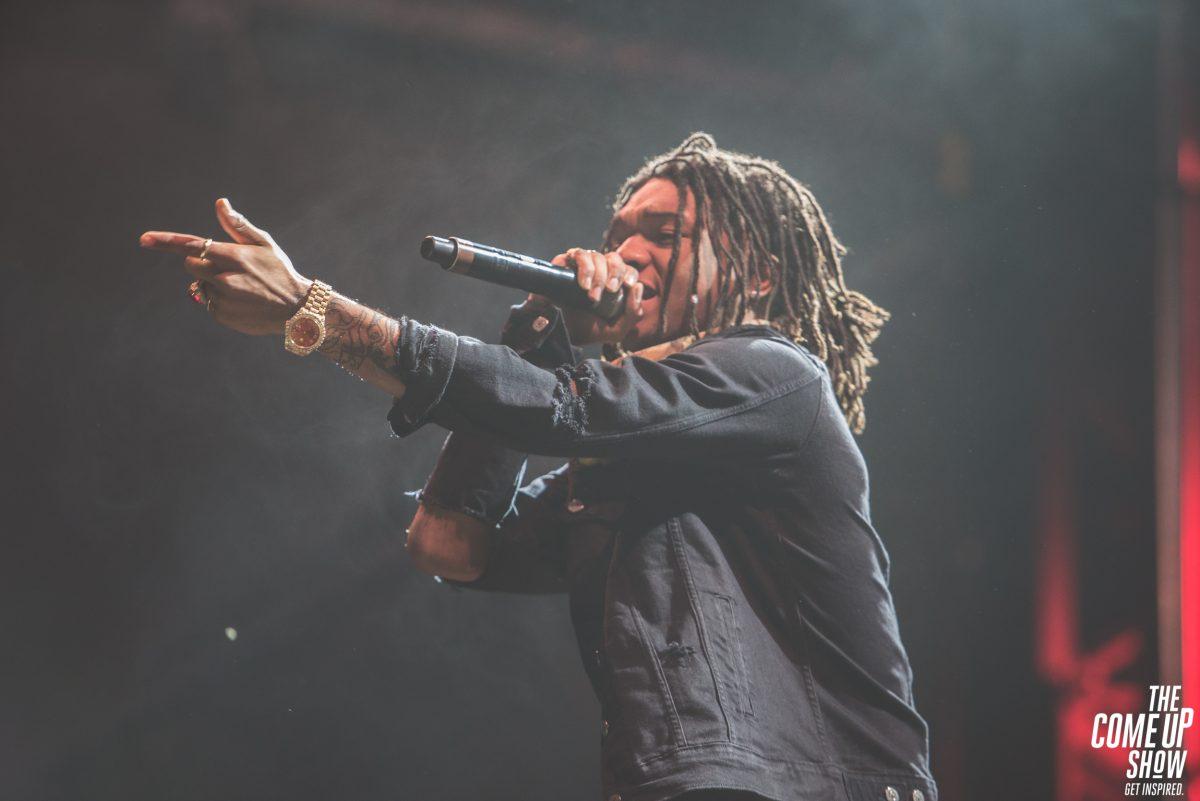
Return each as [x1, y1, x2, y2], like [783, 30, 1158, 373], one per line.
[607, 177, 721, 349]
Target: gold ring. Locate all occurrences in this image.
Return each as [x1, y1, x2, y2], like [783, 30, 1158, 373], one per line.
[198, 238, 213, 261]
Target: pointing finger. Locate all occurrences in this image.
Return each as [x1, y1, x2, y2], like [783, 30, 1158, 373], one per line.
[215, 198, 274, 247]
[139, 231, 203, 254]
[140, 231, 235, 260]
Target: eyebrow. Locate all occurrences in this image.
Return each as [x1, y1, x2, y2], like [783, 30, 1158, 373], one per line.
[611, 209, 686, 236]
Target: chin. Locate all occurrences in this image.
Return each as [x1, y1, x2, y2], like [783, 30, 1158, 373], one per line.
[621, 323, 683, 351]
[619, 333, 658, 351]
[619, 320, 657, 351]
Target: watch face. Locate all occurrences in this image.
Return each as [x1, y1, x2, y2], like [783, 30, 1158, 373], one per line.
[289, 316, 321, 349]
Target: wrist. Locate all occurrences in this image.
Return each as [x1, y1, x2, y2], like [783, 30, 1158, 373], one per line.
[289, 276, 314, 314]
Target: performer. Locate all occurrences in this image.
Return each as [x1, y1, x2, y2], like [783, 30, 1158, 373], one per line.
[141, 134, 937, 801]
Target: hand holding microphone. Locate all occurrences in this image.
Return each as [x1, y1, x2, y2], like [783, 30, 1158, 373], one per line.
[421, 236, 647, 345]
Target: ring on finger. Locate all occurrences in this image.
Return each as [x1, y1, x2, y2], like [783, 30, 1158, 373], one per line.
[188, 279, 206, 304]
[198, 238, 214, 261]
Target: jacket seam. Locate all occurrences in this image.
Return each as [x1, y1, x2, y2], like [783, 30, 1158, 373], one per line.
[797, 372, 826, 452]
[796, 601, 834, 760]
[628, 739, 836, 771]
[840, 767, 939, 784]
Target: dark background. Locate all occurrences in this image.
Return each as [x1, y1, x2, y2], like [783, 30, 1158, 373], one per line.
[0, 1, 1164, 799]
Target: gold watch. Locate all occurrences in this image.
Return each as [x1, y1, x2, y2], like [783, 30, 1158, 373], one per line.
[284, 280, 332, 356]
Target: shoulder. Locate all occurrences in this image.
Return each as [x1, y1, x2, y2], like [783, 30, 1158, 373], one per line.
[681, 325, 826, 386]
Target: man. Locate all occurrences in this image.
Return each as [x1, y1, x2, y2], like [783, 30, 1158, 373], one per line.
[141, 133, 937, 801]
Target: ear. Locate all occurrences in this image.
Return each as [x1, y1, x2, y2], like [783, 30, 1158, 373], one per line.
[748, 255, 777, 299]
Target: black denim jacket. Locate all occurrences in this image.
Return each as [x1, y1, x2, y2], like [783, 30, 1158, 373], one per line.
[389, 305, 937, 801]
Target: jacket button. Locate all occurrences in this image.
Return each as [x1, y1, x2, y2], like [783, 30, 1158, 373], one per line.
[565, 498, 586, 513]
[532, 315, 550, 332]
[884, 788, 899, 801]
[912, 791, 924, 801]
[601, 719, 610, 738]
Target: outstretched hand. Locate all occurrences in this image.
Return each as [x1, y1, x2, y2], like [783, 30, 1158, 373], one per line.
[140, 199, 312, 336]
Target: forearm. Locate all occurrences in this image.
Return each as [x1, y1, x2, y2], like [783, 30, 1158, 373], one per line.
[317, 294, 408, 398]
[406, 503, 491, 581]
[408, 428, 530, 579]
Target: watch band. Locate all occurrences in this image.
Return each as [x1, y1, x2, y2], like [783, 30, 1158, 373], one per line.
[304, 280, 332, 318]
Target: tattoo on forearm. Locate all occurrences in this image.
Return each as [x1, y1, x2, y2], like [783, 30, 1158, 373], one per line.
[319, 296, 401, 374]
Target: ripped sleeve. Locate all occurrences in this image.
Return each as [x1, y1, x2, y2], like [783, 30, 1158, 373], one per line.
[387, 317, 459, 437]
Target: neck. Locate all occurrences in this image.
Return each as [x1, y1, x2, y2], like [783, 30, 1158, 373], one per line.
[609, 311, 772, 364]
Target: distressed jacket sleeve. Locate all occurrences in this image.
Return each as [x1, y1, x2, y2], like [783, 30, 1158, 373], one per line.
[388, 314, 822, 461]
[414, 302, 577, 593]
[414, 301, 579, 525]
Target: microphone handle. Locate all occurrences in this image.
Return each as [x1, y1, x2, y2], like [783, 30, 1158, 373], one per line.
[420, 236, 626, 322]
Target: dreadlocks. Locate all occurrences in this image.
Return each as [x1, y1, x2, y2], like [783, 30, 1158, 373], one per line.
[603, 132, 889, 434]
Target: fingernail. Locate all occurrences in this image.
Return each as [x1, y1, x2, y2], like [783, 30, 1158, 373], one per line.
[580, 276, 592, 290]
[607, 277, 620, 292]
[624, 273, 637, 286]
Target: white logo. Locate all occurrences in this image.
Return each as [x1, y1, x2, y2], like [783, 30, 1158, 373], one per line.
[1091, 685, 1193, 796]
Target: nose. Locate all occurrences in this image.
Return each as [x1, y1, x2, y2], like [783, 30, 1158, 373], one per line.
[615, 237, 650, 271]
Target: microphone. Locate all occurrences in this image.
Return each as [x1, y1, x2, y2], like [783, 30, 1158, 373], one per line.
[420, 236, 626, 322]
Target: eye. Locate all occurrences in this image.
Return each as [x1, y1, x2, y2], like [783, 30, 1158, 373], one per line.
[653, 229, 678, 245]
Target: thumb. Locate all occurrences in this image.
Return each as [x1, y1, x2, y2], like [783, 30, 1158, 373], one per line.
[215, 198, 274, 246]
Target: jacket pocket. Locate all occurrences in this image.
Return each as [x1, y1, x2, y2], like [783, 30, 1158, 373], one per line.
[655, 517, 757, 746]
[700, 590, 756, 720]
[603, 514, 763, 763]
